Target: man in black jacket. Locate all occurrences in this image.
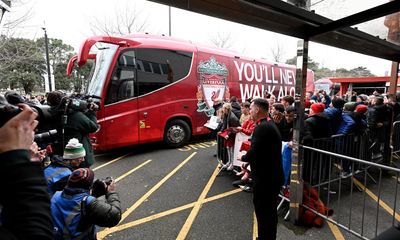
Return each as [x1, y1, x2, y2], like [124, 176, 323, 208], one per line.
[0, 104, 53, 240]
[240, 98, 284, 240]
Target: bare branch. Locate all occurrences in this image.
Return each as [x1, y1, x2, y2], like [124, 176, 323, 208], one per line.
[88, 1, 148, 36]
[269, 40, 286, 62]
[1, 0, 35, 37]
[210, 32, 234, 49]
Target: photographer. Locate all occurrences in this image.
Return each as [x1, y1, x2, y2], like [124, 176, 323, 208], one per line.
[47, 91, 99, 167]
[51, 168, 121, 239]
[44, 138, 86, 196]
[0, 103, 53, 240]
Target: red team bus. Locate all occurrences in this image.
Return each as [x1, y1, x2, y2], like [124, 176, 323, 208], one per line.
[67, 34, 314, 151]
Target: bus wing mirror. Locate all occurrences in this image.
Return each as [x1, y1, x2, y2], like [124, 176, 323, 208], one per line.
[66, 54, 96, 76]
[66, 55, 78, 76]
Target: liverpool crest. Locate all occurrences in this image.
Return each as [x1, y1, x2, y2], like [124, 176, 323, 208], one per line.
[196, 57, 229, 117]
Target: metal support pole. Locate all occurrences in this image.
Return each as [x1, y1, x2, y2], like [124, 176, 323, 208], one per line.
[168, 6, 172, 36]
[388, 62, 399, 95]
[42, 27, 52, 92]
[289, 39, 309, 224]
[388, 62, 399, 165]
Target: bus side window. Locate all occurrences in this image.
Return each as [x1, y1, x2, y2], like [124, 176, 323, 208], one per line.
[105, 50, 136, 105]
[136, 48, 193, 96]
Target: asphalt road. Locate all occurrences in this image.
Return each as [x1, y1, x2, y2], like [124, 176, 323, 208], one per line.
[90, 137, 400, 240]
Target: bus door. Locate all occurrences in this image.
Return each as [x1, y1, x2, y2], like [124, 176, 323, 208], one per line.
[103, 49, 139, 148]
[135, 48, 165, 143]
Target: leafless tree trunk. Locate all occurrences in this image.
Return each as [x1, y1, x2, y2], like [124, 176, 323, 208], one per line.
[89, 1, 148, 36]
[209, 31, 234, 49]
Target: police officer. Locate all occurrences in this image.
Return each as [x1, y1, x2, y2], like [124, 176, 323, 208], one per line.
[51, 168, 121, 239]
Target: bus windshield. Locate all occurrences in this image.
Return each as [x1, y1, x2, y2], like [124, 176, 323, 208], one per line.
[86, 43, 119, 97]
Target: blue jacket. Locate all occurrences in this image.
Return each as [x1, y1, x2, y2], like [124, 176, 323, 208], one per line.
[44, 161, 72, 196]
[324, 107, 343, 134]
[336, 112, 356, 135]
[51, 188, 95, 240]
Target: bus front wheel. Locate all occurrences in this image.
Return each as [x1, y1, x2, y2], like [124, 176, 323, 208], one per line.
[164, 119, 191, 148]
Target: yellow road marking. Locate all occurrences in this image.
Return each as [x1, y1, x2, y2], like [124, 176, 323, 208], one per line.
[202, 188, 242, 203]
[97, 189, 242, 236]
[109, 203, 195, 234]
[327, 221, 345, 240]
[178, 146, 191, 152]
[114, 160, 152, 183]
[92, 153, 131, 171]
[97, 152, 197, 239]
[253, 212, 258, 240]
[353, 177, 400, 221]
[198, 142, 210, 148]
[176, 165, 220, 240]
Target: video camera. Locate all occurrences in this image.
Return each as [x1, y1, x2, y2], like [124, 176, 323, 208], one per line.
[60, 95, 100, 112]
[91, 177, 113, 198]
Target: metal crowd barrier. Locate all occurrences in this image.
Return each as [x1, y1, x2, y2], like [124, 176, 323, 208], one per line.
[300, 132, 400, 240]
[392, 121, 400, 159]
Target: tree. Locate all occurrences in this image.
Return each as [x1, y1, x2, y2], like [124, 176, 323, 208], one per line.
[285, 56, 319, 72]
[89, 1, 148, 35]
[349, 66, 374, 77]
[210, 31, 234, 49]
[0, 37, 46, 94]
[53, 60, 93, 93]
[269, 40, 286, 62]
[36, 38, 75, 91]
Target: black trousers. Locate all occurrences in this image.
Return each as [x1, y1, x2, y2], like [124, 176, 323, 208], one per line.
[253, 189, 279, 240]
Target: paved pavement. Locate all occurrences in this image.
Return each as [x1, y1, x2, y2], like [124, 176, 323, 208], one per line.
[90, 137, 400, 240]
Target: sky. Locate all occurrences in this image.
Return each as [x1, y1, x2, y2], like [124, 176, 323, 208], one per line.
[1, 0, 394, 77]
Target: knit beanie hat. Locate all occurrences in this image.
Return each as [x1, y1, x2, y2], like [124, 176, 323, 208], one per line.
[344, 102, 357, 112]
[311, 103, 325, 114]
[355, 104, 368, 114]
[63, 138, 86, 159]
[67, 168, 94, 189]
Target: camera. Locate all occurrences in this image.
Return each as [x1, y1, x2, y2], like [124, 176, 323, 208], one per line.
[0, 95, 21, 128]
[0, 94, 58, 145]
[91, 177, 113, 198]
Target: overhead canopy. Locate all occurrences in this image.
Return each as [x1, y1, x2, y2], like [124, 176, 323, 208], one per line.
[148, 0, 400, 62]
[0, 0, 11, 24]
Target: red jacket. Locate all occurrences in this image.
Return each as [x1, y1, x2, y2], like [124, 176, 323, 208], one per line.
[241, 119, 255, 136]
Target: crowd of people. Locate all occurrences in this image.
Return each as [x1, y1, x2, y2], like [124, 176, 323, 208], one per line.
[2, 87, 400, 239]
[0, 91, 122, 240]
[211, 89, 400, 240]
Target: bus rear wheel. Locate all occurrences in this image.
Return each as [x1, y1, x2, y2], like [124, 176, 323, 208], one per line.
[164, 119, 191, 148]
